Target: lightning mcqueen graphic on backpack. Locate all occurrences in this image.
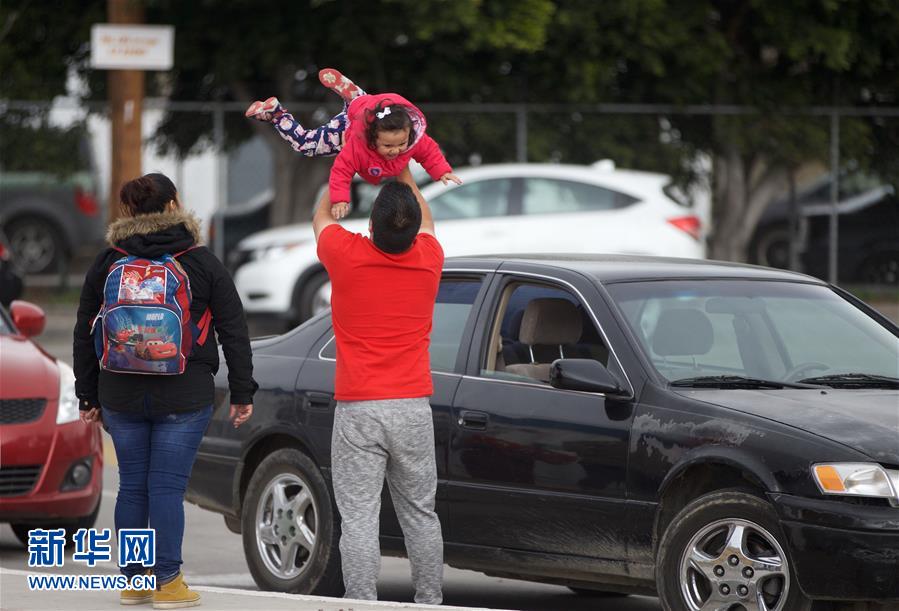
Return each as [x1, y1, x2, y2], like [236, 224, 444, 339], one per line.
[92, 247, 212, 375]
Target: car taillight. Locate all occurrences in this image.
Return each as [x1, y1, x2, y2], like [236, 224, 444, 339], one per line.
[75, 187, 99, 216]
[0, 242, 6, 259]
[667, 215, 702, 241]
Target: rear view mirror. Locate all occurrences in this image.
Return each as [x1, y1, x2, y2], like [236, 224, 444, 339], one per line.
[10, 300, 46, 338]
[550, 358, 626, 396]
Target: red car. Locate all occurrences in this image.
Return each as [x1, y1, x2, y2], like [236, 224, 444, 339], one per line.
[0, 300, 103, 544]
[134, 338, 178, 360]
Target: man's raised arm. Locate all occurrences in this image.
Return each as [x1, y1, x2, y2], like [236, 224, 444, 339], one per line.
[312, 190, 337, 242]
[397, 166, 435, 237]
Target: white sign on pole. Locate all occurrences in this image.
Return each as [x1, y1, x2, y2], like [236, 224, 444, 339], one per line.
[91, 24, 174, 70]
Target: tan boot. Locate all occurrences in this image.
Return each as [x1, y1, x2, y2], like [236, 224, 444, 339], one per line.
[120, 569, 153, 606]
[152, 572, 200, 609]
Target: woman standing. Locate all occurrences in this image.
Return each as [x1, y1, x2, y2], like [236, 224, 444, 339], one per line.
[73, 173, 257, 608]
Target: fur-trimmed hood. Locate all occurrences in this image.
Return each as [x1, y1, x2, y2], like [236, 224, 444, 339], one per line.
[105, 209, 203, 259]
[107, 209, 203, 246]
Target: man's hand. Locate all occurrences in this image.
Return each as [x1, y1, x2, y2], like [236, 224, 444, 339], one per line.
[80, 407, 101, 424]
[230, 404, 253, 428]
[440, 172, 462, 186]
[331, 202, 350, 220]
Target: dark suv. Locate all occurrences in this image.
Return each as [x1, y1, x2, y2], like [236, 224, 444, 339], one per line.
[751, 174, 898, 285]
[0, 136, 105, 275]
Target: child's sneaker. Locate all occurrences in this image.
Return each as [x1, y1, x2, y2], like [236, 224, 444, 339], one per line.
[245, 96, 283, 122]
[318, 68, 365, 102]
[152, 572, 200, 609]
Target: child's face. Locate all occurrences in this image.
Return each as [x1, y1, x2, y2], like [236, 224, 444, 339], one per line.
[375, 128, 410, 160]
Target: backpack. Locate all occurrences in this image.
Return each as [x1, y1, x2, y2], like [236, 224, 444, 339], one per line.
[92, 247, 212, 375]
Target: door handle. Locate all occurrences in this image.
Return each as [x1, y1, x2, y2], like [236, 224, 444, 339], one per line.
[306, 392, 333, 408]
[458, 410, 489, 430]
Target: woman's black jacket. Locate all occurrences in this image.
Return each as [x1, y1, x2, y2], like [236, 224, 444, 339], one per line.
[73, 209, 257, 414]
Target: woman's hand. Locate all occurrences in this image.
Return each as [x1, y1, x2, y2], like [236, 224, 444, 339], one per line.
[331, 202, 350, 220]
[440, 173, 462, 186]
[80, 407, 101, 424]
[230, 404, 253, 428]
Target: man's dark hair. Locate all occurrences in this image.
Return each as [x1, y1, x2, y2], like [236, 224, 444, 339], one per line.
[370, 182, 422, 254]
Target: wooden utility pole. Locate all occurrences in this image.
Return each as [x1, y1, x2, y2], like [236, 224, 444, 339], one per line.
[107, 0, 144, 223]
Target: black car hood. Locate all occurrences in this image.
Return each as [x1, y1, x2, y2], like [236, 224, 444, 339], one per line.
[676, 388, 899, 464]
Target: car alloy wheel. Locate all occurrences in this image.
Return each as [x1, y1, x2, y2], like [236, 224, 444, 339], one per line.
[7, 218, 64, 274]
[241, 449, 342, 595]
[656, 489, 811, 611]
[679, 518, 789, 611]
[255, 472, 318, 580]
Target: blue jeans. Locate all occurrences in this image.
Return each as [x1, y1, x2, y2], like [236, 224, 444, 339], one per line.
[102, 403, 213, 583]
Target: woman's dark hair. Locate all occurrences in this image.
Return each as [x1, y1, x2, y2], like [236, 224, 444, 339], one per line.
[119, 173, 178, 216]
[370, 182, 421, 254]
[365, 101, 413, 150]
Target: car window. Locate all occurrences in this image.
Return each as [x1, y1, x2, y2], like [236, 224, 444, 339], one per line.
[428, 179, 512, 221]
[320, 277, 483, 374]
[481, 281, 610, 385]
[608, 280, 899, 383]
[621, 295, 762, 375]
[429, 279, 483, 372]
[521, 178, 638, 215]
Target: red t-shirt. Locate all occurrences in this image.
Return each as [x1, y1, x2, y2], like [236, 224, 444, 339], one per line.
[317, 224, 444, 401]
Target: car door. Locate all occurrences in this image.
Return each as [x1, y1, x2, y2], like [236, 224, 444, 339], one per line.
[447, 268, 636, 561]
[294, 271, 492, 538]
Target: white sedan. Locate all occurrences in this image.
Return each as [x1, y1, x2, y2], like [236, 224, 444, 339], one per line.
[233, 162, 707, 327]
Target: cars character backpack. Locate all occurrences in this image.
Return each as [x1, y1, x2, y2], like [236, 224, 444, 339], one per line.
[92, 246, 212, 375]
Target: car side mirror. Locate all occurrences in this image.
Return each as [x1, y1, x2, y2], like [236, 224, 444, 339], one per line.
[550, 358, 626, 396]
[10, 300, 46, 338]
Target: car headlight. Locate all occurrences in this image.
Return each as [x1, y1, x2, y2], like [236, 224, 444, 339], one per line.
[249, 242, 308, 262]
[56, 361, 79, 425]
[812, 463, 899, 504]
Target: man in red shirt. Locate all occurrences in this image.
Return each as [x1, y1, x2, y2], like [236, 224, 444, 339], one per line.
[313, 168, 445, 604]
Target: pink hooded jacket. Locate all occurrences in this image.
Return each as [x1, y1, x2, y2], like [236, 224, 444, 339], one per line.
[328, 93, 452, 203]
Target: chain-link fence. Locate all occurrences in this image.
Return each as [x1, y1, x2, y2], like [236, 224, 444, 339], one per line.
[2, 98, 898, 288]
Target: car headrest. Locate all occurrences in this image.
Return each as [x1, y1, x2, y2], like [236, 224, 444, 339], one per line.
[652, 308, 713, 357]
[519, 298, 583, 346]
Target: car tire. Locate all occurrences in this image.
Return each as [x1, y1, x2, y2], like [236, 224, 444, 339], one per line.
[10, 496, 101, 547]
[241, 448, 342, 596]
[568, 586, 628, 597]
[297, 271, 331, 324]
[750, 223, 791, 269]
[5, 216, 67, 275]
[656, 489, 812, 611]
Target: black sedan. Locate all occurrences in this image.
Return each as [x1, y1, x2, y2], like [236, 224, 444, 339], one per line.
[186, 255, 899, 611]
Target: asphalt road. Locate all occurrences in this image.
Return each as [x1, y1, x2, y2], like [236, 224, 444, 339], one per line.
[2, 301, 662, 611]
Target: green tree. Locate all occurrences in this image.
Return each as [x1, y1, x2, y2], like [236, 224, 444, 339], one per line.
[8, 0, 898, 264]
[143, 0, 555, 226]
[0, 0, 104, 174]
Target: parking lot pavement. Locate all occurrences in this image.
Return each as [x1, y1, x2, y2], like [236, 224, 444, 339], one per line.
[0, 567, 509, 611]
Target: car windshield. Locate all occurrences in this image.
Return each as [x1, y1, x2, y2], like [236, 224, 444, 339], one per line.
[606, 280, 899, 387]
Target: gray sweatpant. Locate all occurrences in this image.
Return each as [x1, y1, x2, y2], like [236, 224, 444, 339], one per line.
[331, 398, 444, 604]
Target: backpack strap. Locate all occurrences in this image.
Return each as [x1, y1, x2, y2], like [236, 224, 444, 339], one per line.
[196, 307, 213, 346]
[112, 246, 128, 255]
[173, 245, 201, 258]
[171, 245, 213, 346]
